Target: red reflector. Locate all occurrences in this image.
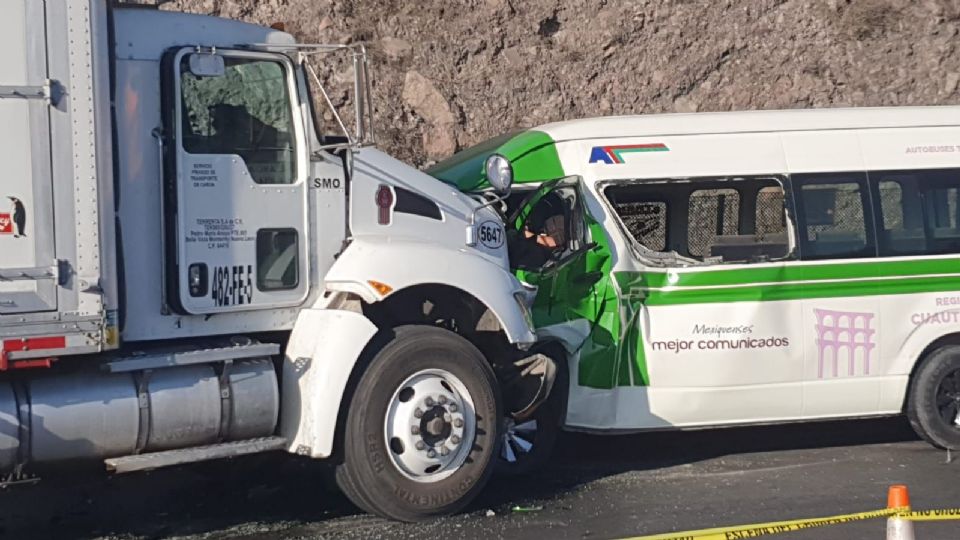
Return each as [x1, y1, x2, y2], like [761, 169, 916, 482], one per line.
[10, 358, 54, 370]
[1, 336, 66, 371]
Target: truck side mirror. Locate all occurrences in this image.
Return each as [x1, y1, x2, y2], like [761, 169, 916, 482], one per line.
[188, 53, 225, 77]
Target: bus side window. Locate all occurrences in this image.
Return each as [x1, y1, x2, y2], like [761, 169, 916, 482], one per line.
[873, 169, 960, 256]
[920, 173, 960, 253]
[793, 173, 875, 260]
[873, 173, 925, 256]
[604, 176, 792, 265]
[617, 200, 668, 252]
[687, 188, 739, 259]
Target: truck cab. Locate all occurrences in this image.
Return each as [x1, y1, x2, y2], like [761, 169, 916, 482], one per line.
[0, 1, 544, 522]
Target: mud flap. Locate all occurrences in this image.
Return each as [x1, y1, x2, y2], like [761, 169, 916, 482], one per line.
[279, 309, 378, 459]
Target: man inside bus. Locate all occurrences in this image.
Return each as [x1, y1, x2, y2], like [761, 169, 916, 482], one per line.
[509, 193, 567, 268]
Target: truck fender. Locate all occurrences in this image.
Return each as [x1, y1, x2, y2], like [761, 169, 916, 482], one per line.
[279, 308, 377, 458]
[324, 237, 537, 345]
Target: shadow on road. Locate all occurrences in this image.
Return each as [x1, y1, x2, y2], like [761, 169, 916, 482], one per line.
[0, 416, 918, 539]
[478, 416, 918, 507]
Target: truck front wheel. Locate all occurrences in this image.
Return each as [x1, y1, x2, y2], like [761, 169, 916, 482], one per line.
[335, 325, 502, 521]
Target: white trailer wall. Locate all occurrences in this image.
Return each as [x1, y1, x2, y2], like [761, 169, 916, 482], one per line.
[0, 0, 116, 356]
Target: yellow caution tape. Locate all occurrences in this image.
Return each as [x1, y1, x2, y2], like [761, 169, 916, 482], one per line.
[624, 506, 960, 540]
[899, 508, 960, 521]
[626, 508, 899, 540]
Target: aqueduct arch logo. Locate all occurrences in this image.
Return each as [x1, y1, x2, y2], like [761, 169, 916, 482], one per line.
[813, 308, 876, 379]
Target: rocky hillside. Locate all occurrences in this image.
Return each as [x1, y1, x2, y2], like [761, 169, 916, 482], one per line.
[164, 0, 960, 167]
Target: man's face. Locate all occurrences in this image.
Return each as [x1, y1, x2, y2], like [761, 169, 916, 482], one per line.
[541, 215, 566, 248]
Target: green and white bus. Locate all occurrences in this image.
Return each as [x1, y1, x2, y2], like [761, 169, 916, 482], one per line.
[430, 106, 960, 468]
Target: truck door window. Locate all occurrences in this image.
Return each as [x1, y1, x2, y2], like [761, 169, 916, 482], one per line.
[180, 56, 296, 184]
[256, 229, 299, 290]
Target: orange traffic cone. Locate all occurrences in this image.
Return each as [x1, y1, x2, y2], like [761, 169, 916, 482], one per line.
[886, 485, 915, 540]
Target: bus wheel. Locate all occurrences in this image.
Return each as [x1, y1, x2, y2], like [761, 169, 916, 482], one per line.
[335, 325, 501, 521]
[907, 346, 960, 450]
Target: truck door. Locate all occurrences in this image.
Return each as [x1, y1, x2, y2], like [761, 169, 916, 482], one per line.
[164, 48, 309, 314]
[0, 1, 57, 315]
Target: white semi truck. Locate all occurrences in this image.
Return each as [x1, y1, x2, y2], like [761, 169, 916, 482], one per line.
[0, 0, 554, 521]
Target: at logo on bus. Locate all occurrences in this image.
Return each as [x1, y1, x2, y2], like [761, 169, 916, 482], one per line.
[589, 143, 669, 164]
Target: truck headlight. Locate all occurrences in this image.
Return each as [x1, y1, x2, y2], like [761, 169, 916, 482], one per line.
[485, 154, 513, 195]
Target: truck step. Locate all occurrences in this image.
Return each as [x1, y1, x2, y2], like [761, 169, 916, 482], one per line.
[104, 436, 287, 473]
[103, 342, 280, 373]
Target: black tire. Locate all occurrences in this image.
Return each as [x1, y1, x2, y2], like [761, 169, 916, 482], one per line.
[335, 325, 502, 521]
[496, 352, 567, 477]
[906, 345, 960, 450]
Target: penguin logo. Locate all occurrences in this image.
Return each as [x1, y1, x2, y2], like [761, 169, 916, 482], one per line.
[6, 196, 26, 238]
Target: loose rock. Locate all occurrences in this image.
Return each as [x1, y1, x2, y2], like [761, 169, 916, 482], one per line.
[380, 37, 412, 61]
[402, 70, 456, 127]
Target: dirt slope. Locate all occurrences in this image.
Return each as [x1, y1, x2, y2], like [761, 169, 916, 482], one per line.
[164, 0, 960, 167]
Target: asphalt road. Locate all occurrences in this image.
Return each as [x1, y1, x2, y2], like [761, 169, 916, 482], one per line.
[2, 416, 959, 540]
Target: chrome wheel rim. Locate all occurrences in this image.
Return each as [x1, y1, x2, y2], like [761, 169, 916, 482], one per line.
[384, 368, 476, 483]
[501, 418, 537, 464]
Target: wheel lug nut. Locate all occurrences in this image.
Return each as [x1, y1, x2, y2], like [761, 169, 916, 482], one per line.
[450, 435, 461, 445]
[438, 395, 448, 405]
[425, 397, 435, 406]
[427, 449, 437, 458]
[411, 426, 420, 435]
[453, 418, 463, 428]
[440, 446, 450, 456]
[414, 408, 423, 418]
[416, 441, 426, 450]
[443, 413, 452, 422]
[449, 404, 458, 412]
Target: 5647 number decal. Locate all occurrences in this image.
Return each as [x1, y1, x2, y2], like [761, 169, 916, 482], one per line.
[212, 265, 253, 306]
[478, 220, 504, 249]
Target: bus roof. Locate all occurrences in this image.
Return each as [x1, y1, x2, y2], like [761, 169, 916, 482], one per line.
[429, 106, 960, 192]
[536, 106, 960, 142]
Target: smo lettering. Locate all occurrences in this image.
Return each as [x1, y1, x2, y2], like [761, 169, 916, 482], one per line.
[312, 177, 342, 189]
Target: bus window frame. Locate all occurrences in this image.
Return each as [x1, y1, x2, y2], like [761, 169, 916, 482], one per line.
[869, 167, 960, 257]
[598, 175, 797, 268]
[791, 172, 877, 261]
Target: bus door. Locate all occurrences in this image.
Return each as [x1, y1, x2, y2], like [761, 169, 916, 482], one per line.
[791, 172, 882, 417]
